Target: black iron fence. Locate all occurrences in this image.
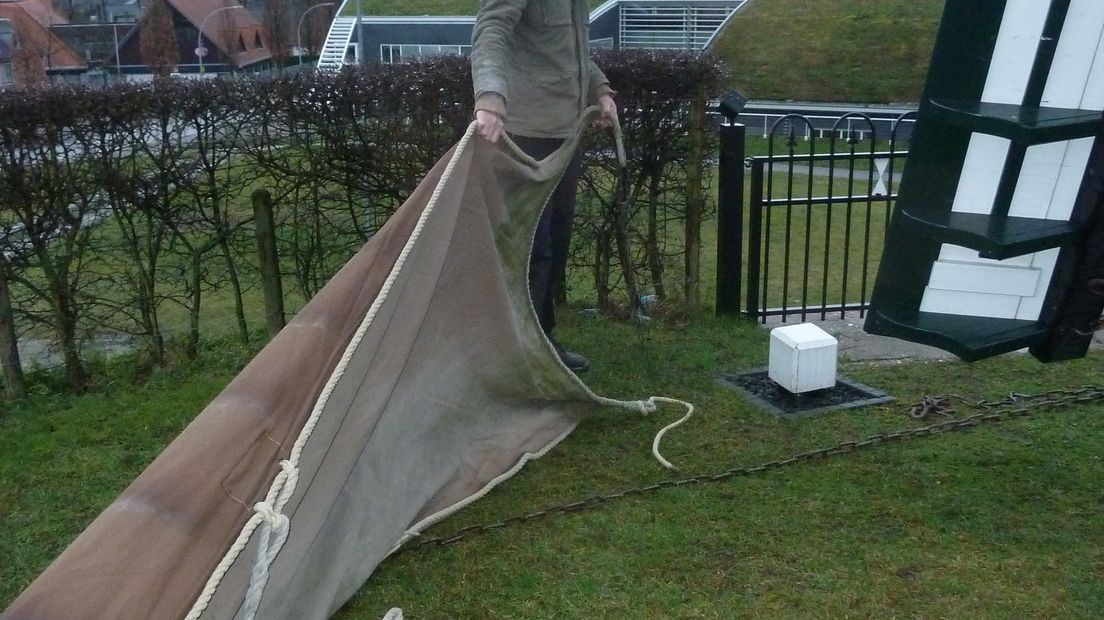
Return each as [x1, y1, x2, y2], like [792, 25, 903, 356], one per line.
[716, 111, 916, 322]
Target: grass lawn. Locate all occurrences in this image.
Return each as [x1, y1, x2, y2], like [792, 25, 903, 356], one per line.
[712, 0, 945, 103]
[333, 317, 1104, 618]
[3, 312, 1103, 617]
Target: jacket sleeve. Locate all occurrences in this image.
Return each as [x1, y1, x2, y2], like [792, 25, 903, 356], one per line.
[472, 0, 528, 118]
[587, 58, 615, 104]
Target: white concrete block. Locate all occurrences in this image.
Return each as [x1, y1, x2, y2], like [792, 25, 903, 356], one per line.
[769, 323, 838, 394]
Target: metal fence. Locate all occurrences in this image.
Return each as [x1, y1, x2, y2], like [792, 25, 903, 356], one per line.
[716, 112, 916, 322]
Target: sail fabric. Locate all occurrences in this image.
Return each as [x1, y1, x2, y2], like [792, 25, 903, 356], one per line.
[3, 111, 645, 619]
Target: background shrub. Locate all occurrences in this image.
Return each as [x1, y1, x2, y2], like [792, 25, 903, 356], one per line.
[0, 50, 725, 397]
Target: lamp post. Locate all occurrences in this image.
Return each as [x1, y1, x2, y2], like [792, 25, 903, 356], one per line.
[296, 2, 333, 67]
[196, 5, 244, 74]
[354, 0, 362, 64]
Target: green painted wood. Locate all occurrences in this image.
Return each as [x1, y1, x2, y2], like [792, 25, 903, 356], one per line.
[866, 310, 1048, 362]
[929, 100, 1104, 145]
[865, 0, 1104, 362]
[898, 210, 1081, 260]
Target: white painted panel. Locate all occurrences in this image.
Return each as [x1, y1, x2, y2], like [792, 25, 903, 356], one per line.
[937, 244, 1035, 266]
[936, 244, 979, 262]
[920, 0, 1104, 323]
[920, 288, 1021, 319]
[1010, 142, 1068, 218]
[1041, 0, 1104, 109]
[1047, 137, 1095, 221]
[929, 260, 1041, 296]
[1006, 4, 1104, 322]
[981, 0, 1050, 104]
[1080, 26, 1104, 110]
[950, 0, 1049, 218]
[1019, 0, 1104, 222]
[1015, 248, 1062, 320]
[952, 134, 1011, 214]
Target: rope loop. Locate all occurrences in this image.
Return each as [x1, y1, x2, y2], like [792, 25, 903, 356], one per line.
[648, 397, 696, 471]
[253, 501, 290, 534]
[242, 502, 292, 620]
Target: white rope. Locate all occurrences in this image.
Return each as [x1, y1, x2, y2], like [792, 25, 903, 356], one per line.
[392, 424, 578, 553]
[240, 459, 297, 620]
[185, 124, 479, 620]
[394, 396, 693, 549]
[392, 109, 651, 552]
[241, 501, 290, 620]
[185, 111, 695, 617]
[648, 397, 696, 471]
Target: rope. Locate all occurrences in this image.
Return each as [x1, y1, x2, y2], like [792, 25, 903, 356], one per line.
[613, 111, 627, 169]
[241, 501, 290, 620]
[389, 109, 652, 554]
[240, 460, 297, 620]
[186, 109, 693, 617]
[647, 397, 696, 471]
[390, 424, 578, 555]
[405, 387, 1104, 554]
[185, 124, 479, 620]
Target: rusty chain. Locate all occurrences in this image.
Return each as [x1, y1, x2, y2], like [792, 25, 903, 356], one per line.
[404, 386, 1104, 554]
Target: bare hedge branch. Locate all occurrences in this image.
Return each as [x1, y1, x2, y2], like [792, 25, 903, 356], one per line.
[0, 50, 725, 395]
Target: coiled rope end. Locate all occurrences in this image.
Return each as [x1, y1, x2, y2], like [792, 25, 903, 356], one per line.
[647, 397, 695, 471]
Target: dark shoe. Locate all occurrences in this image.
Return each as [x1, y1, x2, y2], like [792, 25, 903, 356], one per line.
[558, 348, 590, 372]
[551, 339, 589, 372]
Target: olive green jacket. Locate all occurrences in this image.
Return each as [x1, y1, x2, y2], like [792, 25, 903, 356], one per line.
[472, 0, 613, 138]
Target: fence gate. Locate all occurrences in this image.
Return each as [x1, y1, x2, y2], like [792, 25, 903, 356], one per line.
[716, 112, 915, 323]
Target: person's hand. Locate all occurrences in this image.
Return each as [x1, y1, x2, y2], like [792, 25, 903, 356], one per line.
[475, 109, 504, 143]
[595, 93, 618, 128]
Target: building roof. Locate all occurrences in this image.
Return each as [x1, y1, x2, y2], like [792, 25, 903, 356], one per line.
[53, 23, 134, 67]
[8, 0, 67, 29]
[166, 0, 270, 67]
[0, 1, 86, 71]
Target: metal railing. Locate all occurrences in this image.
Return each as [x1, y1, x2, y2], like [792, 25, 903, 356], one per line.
[618, 0, 747, 50]
[716, 112, 917, 322]
[379, 43, 471, 64]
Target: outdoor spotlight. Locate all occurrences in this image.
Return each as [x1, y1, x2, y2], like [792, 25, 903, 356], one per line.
[717, 90, 748, 124]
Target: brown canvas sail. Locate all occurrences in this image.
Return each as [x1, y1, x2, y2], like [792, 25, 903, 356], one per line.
[3, 110, 660, 620]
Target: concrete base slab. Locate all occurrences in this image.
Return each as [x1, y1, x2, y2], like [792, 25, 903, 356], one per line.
[719, 368, 894, 419]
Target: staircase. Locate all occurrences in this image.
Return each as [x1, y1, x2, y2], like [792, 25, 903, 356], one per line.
[619, 0, 748, 50]
[318, 16, 358, 70]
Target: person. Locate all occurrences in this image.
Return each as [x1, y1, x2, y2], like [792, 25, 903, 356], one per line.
[471, 0, 617, 372]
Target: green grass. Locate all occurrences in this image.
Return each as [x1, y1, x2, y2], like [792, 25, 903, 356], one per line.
[0, 339, 254, 604]
[3, 314, 1104, 616]
[5, 3, 1096, 614]
[712, 0, 945, 103]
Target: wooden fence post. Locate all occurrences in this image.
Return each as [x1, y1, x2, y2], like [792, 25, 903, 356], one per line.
[684, 92, 707, 315]
[0, 264, 27, 401]
[252, 189, 286, 338]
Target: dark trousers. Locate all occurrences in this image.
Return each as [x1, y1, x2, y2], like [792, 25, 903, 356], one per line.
[511, 135, 582, 336]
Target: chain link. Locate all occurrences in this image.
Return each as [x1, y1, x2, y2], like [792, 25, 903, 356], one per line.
[404, 386, 1104, 554]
